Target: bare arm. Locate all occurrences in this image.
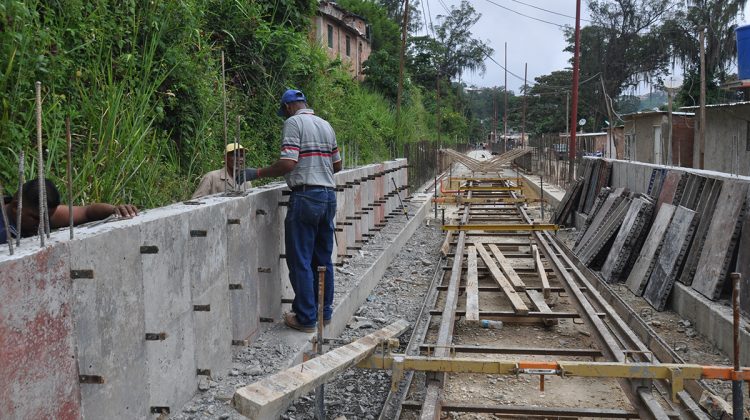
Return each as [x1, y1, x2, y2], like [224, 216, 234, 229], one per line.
[333, 160, 342, 173]
[258, 159, 297, 178]
[50, 203, 138, 228]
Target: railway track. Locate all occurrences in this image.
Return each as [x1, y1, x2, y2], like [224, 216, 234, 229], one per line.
[377, 169, 712, 419]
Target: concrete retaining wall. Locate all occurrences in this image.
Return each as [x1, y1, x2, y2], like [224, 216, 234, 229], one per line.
[0, 160, 408, 419]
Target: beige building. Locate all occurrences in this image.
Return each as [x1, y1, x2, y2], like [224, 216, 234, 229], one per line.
[682, 102, 750, 175]
[622, 111, 695, 167]
[312, 1, 372, 81]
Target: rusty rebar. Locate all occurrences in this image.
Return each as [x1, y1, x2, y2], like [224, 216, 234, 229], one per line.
[222, 51, 228, 194]
[16, 151, 24, 247]
[66, 117, 74, 239]
[315, 265, 327, 420]
[1, 183, 14, 254]
[730, 272, 743, 420]
[35, 81, 48, 246]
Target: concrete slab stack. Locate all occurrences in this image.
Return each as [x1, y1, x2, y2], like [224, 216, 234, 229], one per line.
[625, 203, 676, 295]
[678, 179, 723, 286]
[597, 196, 653, 280]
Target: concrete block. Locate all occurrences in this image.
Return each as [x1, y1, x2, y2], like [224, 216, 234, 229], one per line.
[187, 203, 228, 298]
[192, 280, 232, 377]
[69, 227, 149, 419]
[139, 211, 197, 411]
[0, 243, 81, 419]
[225, 197, 260, 342]
[253, 187, 284, 319]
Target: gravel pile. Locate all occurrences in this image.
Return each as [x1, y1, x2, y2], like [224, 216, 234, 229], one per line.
[172, 205, 442, 420]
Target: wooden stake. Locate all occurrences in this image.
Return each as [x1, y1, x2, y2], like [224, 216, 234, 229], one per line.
[222, 51, 228, 193]
[16, 151, 24, 247]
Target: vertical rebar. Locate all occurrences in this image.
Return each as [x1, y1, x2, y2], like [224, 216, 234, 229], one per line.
[1, 184, 14, 254]
[16, 151, 24, 247]
[315, 266, 327, 420]
[234, 116, 240, 192]
[540, 175, 545, 222]
[66, 117, 74, 239]
[222, 51, 228, 194]
[35, 81, 47, 246]
[730, 273, 744, 420]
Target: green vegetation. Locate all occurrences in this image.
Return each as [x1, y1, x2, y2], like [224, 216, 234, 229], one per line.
[0, 0, 480, 208]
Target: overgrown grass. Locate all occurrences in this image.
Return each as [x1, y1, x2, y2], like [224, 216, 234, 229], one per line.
[0, 0, 456, 208]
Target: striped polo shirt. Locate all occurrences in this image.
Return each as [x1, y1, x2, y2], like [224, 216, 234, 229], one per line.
[280, 108, 341, 188]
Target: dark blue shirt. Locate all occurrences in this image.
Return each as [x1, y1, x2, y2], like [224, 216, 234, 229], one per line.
[0, 211, 17, 245]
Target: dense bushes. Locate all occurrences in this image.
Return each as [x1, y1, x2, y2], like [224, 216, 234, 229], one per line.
[0, 0, 457, 207]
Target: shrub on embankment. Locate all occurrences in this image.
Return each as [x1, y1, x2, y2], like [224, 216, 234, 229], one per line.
[0, 0, 437, 208]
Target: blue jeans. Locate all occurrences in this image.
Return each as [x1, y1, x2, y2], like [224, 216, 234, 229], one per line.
[284, 188, 336, 327]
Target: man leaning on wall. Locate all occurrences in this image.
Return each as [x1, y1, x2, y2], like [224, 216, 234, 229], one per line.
[239, 89, 341, 333]
[192, 143, 252, 199]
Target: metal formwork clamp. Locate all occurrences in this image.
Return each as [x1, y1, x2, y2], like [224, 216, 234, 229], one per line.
[390, 355, 405, 392]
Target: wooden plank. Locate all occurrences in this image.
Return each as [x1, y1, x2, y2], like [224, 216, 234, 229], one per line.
[693, 181, 748, 300]
[232, 319, 409, 418]
[625, 204, 676, 295]
[735, 187, 750, 316]
[465, 246, 479, 322]
[487, 244, 526, 291]
[531, 244, 550, 299]
[475, 242, 529, 314]
[526, 290, 557, 327]
[643, 206, 697, 311]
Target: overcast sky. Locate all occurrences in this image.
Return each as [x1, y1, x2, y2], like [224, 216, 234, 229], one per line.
[419, 0, 750, 92]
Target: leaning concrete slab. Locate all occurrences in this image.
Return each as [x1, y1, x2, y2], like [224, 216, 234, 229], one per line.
[736, 187, 750, 316]
[0, 243, 81, 419]
[625, 203, 676, 295]
[232, 319, 409, 419]
[644, 206, 697, 311]
[692, 181, 747, 300]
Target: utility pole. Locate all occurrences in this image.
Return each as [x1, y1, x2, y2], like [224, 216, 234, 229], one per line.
[568, 0, 582, 182]
[396, 0, 410, 155]
[566, 91, 570, 134]
[437, 72, 442, 145]
[522, 63, 528, 148]
[667, 79, 674, 166]
[504, 42, 508, 152]
[493, 89, 498, 144]
[699, 28, 706, 169]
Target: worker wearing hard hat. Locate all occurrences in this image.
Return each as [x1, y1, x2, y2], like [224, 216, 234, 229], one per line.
[192, 143, 252, 199]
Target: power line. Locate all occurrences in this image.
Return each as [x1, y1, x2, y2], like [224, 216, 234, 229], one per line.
[418, 0, 430, 36]
[481, 0, 569, 29]
[504, 0, 592, 23]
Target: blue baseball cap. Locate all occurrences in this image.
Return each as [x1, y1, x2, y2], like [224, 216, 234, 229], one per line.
[278, 89, 307, 116]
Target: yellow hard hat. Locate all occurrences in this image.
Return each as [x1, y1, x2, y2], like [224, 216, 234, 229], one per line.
[225, 143, 245, 153]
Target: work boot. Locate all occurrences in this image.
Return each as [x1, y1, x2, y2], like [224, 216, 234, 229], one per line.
[283, 312, 316, 333]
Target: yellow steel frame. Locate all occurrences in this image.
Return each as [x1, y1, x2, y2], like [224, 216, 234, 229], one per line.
[433, 197, 527, 204]
[449, 177, 522, 183]
[356, 353, 750, 402]
[454, 186, 522, 192]
[442, 223, 559, 232]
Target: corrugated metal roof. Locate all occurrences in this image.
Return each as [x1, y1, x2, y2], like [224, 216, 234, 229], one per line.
[680, 101, 750, 110]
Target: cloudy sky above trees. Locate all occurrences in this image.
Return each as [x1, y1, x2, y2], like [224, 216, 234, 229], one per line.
[421, 1, 750, 91]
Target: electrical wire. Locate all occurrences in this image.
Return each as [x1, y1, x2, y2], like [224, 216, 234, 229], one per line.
[481, 0, 569, 29]
[503, 0, 592, 23]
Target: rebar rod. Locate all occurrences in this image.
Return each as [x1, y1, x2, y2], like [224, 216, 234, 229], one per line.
[222, 51, 228, 194]
[1, 184, 14, 254]
[731, 273, 744, 420]
[66, 117, 74, 239]
[315, 266, 327, 420]
[16, 151, 24, 247]
[35, 81, 47, 246]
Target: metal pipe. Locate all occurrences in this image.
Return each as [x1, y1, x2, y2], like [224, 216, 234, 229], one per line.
[315, 266, 326, 420]
[16, 151, 24, 247]
[731, 273, 744, 419]
[66, 117, 73, 239]
[1, 183, 14, 254]
[35, 81, 47, 246]
[540, 175, 544, 222]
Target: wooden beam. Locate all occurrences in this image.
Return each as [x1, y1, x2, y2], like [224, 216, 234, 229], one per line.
[475, 242, 529, 314]
[232, 319, 409, 418]
[532, 244, 550, 299]
[487, 243, 526, 291]
[526, 289, 557, 327]
[465, 246, 479, 322]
